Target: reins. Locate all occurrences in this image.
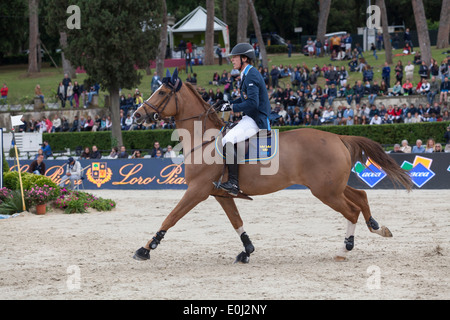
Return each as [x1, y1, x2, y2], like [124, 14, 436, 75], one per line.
[140, 83, 223, 159]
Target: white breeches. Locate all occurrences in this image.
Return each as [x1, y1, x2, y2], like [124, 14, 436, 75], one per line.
[222, 115, 259, 146]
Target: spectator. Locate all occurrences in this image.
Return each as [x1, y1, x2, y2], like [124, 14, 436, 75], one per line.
[419, 78, 430, 95]
[412, 139, 425, 153]
[41, 140, 52, 159]
[151, 141, 162, 157]
[392, 81, 403, 96]
[400, 140, 412, 153]
[344, 84, 354, 106]
[418, 61, 429, 80]
[66, 82, 74, 107]
[109, 146, 119, 159]
[80, 147, 91, 159]
[428, 76, 439, 104]
[270, 65, 280, 88]
[59, 157, 81, 189]
[404, 61, 414, 83]
[83, 115, 94, 131]
[131, 150, 143, 159]
[382, 62, 391, 88]
[390, 144, 404, 153]
[117, 145, 129, 159]
[86, 85, 98, 107]
[444, 125, 450, 144]
[57, 82, 66, 108]
[434, 143, 444, 153]
[35, 84, 45, 104]
[61, 116, 70, 132]
[52, 114, 62, 132]
[90, 145, 102, 159]
[439, 76, 449, 104]
[28, 154, 46, 175]
[402, 80, 413, 95]
[164, 145, 176, 158]
[151, 71, 162, 93]
[368, 80, 380, 105]
[0, 83, 8, 101]
[354, 80, 365, 104]
[185, 49, 193, 74]
[73, 81, 81, 108]
[70, 115, 79, 132]
[395, 61, 403, 85]
[424, 138, 435, 153]
[216, 44, 223, 65]
[154, 149, 163, 159]
[404, 28, 413, 50]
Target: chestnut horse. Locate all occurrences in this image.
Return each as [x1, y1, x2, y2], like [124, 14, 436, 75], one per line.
[132, 70, 412, 263]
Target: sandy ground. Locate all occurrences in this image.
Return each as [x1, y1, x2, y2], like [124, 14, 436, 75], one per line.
[0, 189, 449, 300]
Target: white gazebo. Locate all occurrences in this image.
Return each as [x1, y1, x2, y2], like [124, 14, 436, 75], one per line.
[168, 6, 230, 58]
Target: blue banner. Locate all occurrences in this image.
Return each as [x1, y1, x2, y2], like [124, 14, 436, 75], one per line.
[6, 153, 450, 190]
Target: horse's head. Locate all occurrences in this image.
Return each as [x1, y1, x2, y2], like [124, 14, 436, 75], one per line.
[133, 68, 182, 124]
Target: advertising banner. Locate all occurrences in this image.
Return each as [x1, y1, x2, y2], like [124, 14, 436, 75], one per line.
[6, 153, 450, 190]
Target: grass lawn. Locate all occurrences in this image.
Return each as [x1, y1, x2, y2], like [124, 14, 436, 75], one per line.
[0, 46, 448, 107]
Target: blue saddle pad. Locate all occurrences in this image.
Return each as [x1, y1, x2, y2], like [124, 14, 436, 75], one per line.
[215, 128, 279, 163]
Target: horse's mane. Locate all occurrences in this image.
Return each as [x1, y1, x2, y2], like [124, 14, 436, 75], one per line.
[183, 82, 225, 128]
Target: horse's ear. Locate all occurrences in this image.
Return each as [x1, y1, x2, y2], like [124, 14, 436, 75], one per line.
[166, 69, 171, 78]
[172, 68, 179, 83]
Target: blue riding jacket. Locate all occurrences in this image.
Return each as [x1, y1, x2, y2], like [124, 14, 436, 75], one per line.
[231, 65, 271, 130]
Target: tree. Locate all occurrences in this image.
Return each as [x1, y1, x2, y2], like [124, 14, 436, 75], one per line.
[316, 0, 332, 44]
[28, 0, 40, 73]
[42, 0, 77, 78]
[436, 0, 450, 49]
[247, 0, 267, 68]
[376, 0, 392, 64]
[411, 0, 431, 65]
[156, 0, 168, 77]
[237, 0, 248, 43]
[66, 0, 161, 147]
[204, 0, 215, 65]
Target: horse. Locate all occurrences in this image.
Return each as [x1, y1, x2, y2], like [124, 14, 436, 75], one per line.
[132, 69, 413, 263]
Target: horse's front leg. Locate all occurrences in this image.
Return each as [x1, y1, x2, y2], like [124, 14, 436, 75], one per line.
[214, 196, 255, 264]
[133, 186, 210, 261]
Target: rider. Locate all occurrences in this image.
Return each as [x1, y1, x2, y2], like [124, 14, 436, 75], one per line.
[214, 43, 271, 196]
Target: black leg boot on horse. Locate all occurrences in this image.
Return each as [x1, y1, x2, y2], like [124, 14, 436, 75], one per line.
[217, 143, 240, 197]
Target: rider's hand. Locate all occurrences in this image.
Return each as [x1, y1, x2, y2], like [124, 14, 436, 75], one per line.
[214, 100, 232, 112]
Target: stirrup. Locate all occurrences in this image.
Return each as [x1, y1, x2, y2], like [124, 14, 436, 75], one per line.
[218, 181, 240, 196]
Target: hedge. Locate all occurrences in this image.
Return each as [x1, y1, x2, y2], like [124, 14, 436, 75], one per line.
[43, 121, 450, 152]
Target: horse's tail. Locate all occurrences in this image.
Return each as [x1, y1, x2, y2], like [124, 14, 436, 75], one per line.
[339, 135, 413, 191]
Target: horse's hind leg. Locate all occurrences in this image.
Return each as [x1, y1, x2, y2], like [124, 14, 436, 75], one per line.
[311, 188, 362, 261]
[214, 196, 255, 263]
[344, 186, 393, 238]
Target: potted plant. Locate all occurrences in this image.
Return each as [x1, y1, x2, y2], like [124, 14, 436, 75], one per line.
[25, 184, 59, 215]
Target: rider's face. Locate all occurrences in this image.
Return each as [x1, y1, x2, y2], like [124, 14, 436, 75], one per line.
[231, 55, 242, 70]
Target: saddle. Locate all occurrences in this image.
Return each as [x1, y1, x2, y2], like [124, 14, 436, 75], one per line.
[215, 124, 278, 163]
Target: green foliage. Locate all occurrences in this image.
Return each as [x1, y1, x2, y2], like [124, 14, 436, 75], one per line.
[2, 150, 9, 173]
[43, 129, 179, 152]
[66, 0, 162, 92]
[0, 190, 28, 214]
[276, 121, 450, 145]
[3, 171, 57, 193]
[54, 188, 116, 214]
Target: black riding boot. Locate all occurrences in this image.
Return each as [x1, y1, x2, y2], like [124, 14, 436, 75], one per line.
[219, 143, 240, 196]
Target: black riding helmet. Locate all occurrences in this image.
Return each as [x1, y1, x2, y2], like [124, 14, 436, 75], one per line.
[229, 43, 256, 61]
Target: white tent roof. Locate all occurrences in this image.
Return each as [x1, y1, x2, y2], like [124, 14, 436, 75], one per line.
[171, 6, 228, 33]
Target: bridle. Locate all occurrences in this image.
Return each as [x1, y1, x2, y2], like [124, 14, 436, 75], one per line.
[138, 82, 222, 157]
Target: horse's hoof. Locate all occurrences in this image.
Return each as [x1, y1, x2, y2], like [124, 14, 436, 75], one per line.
[334, 255, 348, 262]
[345, 236, 354, 251]
[234, 251, 250, 264]
[381, 226, 393, 237]
[133, 247, 150, 261]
